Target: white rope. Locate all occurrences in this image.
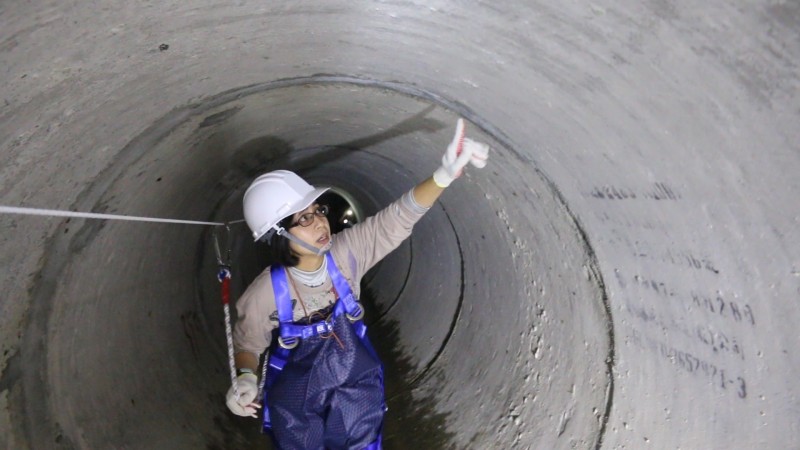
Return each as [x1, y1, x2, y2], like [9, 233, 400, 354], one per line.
[0, 205, 227, 226]
[258, 350, 269, 401]
[223, 301, 240, 398]
[214, 226, 243, 403]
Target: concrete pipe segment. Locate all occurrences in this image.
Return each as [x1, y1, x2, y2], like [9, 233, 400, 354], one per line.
[0, 1, 797, 449]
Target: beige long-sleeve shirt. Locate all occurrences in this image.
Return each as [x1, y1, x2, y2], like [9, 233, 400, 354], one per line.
[233, 189, 428, 356]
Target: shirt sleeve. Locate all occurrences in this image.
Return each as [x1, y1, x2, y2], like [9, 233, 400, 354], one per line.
[336, 188, 430, 281]
[232, 267, 278, 356]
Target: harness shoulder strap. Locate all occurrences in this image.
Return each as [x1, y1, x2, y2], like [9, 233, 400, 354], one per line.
[325, 253, 374, 343]
[325, 253, 360, 317]
[270, 265, 294, 325]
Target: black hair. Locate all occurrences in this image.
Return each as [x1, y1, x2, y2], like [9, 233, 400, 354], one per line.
[263, 215, 300, 267]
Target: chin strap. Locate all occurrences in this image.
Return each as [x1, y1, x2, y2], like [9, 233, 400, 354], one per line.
[275, 226, 331, 255]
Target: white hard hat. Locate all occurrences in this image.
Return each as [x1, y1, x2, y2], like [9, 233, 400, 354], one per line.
[243, 170, 329, 241]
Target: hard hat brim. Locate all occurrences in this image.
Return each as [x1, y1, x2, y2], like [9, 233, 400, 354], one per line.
[286, 186, 330, 222]
[256, 186, 330, 241]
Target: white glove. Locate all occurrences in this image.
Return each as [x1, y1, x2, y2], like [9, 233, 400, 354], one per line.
[467, 137, 489, 169]
[225, 373, 261, 418]
[433, 119, 490, 187]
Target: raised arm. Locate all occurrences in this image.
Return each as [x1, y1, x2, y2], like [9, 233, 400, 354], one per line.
[414, 117, 490, 207]
[338, 118, 490, 277]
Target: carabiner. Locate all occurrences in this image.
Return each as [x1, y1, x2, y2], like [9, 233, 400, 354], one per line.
[212, 223, 233, 267]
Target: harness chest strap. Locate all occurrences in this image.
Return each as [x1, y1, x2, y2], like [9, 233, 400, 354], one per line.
[274, 253, 365, 346]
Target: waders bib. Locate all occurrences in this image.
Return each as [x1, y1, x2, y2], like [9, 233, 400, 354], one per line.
[262, 252, 385, 450]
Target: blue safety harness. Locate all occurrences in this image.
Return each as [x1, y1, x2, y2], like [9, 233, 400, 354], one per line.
[262, 252, 384, 449]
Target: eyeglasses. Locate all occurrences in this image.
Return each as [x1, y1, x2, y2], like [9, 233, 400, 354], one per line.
[290, 205, 329, 228]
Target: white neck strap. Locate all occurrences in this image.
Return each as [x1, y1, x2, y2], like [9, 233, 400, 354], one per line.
[275, 226, 331, 255]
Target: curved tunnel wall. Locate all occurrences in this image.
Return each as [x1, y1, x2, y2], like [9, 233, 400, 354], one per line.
[1, 1, 798, 449]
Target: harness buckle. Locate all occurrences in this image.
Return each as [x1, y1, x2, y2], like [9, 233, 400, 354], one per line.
[277, 335, 299, 349]
[346, 301, 365, 323]
[315, 319, 334, 339]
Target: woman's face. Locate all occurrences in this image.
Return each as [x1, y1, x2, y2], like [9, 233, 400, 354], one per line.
[287, 203, 331, 256]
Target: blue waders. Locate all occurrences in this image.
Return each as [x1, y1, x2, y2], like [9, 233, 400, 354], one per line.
[262, 253, 385, 450]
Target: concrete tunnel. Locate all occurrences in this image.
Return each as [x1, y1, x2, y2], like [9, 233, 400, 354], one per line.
[1, 1, 798, 449]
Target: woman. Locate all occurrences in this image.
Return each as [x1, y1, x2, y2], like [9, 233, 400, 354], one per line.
[226, 119, 489, 449]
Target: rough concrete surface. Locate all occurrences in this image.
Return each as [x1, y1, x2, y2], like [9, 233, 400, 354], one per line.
[0, 1, 798, 449]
